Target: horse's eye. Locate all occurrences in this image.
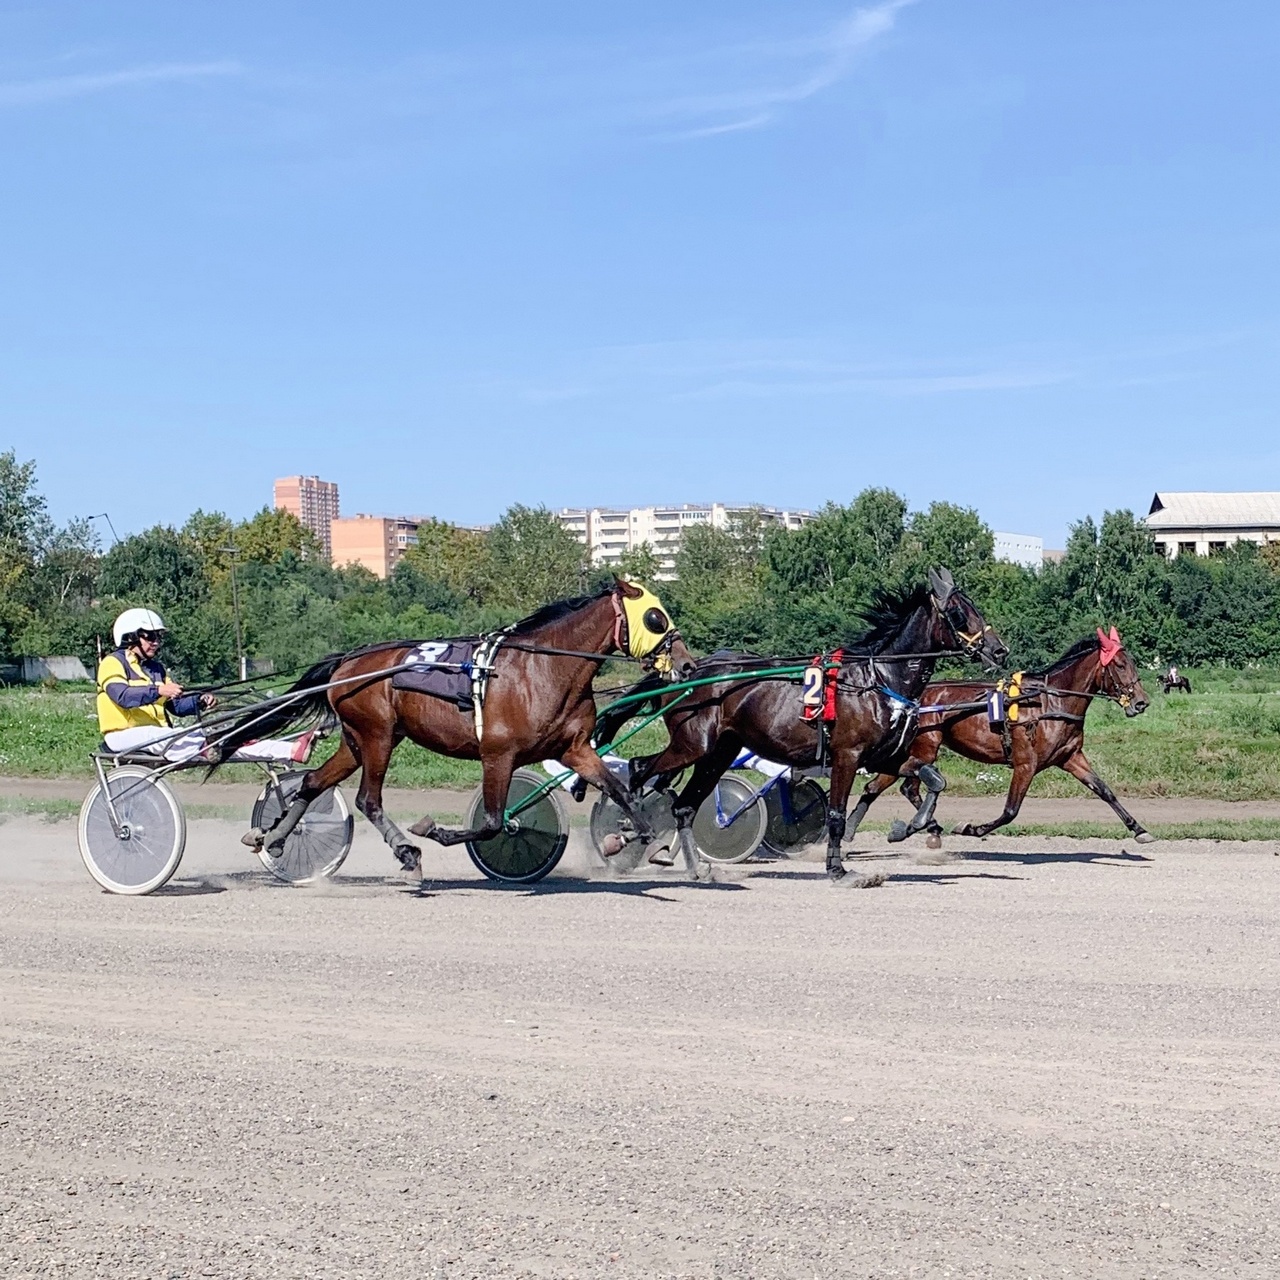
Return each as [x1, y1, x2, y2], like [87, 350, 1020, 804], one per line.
[643, 608, 669, 634]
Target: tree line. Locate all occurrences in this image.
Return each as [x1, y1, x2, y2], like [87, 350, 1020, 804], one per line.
[3, 449, 1279, 683]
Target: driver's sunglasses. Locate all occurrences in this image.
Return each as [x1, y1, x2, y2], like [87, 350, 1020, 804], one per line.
[137, 630, 164, 644]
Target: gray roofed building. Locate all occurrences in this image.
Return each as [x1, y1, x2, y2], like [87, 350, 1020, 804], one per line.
[1145, 491, 1280, 558]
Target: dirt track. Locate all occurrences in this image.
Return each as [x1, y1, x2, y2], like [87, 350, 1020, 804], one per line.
[4, 813, 1280, 1278]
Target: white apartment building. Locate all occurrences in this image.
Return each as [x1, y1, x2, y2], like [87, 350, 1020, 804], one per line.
[1146, 492, 1280, 557]
[993, 531, 1044, 569]
[558, 503, 814, 577]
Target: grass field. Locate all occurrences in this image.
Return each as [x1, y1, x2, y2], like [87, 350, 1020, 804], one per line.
[2, 665, 1279, 803]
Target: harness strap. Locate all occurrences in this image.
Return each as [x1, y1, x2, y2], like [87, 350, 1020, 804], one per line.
[470, 633, 507, 741]
[611, 591, 626, 655]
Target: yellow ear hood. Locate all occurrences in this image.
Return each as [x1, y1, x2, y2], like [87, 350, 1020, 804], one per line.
[620, 584, 675, 669]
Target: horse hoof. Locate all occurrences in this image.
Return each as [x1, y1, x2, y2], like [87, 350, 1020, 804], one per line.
[1134, 831, 1155, 844]
[394, 845, 422, 877]
[925, 832, 942, 850]
[647, 845, 675, 867]
[600, 833, 626, 857]
[887, 820, 909, 844]
[241, 828, 264, 850]
[691, 860, 712, 882]
[827, 864, 846, 882]
[408, 816, 436, 838]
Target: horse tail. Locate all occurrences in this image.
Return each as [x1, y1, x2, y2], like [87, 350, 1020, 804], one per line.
[208, 652, 347, 767]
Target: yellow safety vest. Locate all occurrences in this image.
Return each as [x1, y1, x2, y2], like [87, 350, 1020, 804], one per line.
[96, 651, 170, 734]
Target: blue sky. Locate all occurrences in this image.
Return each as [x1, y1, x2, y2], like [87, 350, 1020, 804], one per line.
[2, 1, 1277, 546]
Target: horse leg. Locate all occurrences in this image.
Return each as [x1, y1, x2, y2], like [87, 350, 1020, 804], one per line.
[565, 741, 656, 835]
[846, 772, 894, 842]
[420, 753, 516, 847]
[825, 752, 885, 888]
[667, 739, 741, 880]
[1062, 750, 1154, 843]
[954, 757, 1035, 838]
[888, 762, 947, 843]
[243, 734, 360, 852]
[350, 730, 422, 872]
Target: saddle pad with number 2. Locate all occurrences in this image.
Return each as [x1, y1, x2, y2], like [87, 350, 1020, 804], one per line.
[391, 640, 475, 711]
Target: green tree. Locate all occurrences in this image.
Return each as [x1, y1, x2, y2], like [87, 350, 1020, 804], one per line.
[98, 526, 210, 610]
[762, 489, 914, 651]
[614, 541, 662, 591]
[907, 501, 994, 584]
[483, 505, 589, 611]
[0, 450, 52, 554]
[401, 520, 493, 603]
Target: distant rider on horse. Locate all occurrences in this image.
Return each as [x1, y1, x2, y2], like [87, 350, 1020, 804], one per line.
[96, 608, 307, 763]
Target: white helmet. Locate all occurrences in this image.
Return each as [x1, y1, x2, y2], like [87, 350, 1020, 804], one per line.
[113, 608, 167, 647]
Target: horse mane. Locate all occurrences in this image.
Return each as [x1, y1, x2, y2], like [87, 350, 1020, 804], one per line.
[507, 583, 612, 635]
[845, 584, 934, 654]
[1033, 634, 1100, 677]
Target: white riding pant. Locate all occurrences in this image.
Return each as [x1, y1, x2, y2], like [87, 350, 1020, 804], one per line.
[104, 726, 296, 763]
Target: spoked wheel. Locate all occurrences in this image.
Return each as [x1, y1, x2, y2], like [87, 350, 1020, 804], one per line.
[77, 766, 186, 895]
[589, 787, 678, 873]
[251, 772, 353, 884]
[691, 775, 768, 864]
[762, 777, 828, 857]
[465, 768, 569, 884]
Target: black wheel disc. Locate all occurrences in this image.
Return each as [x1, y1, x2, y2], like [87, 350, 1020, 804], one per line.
[465, 769, 569, 884]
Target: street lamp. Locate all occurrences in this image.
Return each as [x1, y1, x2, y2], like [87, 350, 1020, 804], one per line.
[220, 545, 247, 682]
[87, 513, 121, 545]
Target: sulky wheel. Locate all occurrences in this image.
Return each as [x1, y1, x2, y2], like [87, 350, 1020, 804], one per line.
[589, 787, 678, 873]
[761, 777, 828, 857]
[77, 766, 186, 895]
[691, 775, 768, 864]
[251, 772, 353, 884]
[465, 768, 569, 884]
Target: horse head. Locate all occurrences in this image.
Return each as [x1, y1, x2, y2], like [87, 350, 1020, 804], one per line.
[614, 578, 696, 678]
[926, 567, 1009, 670]
[1095, 626, 1148, 717]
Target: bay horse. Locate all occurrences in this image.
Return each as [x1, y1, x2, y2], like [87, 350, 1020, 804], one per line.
[216, 580, 695, 874]
[609, 569, 1008, 884]
[847, 627, 1152, 842]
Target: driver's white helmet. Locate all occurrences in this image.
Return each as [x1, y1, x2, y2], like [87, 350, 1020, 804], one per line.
[113, 608, 167, 647]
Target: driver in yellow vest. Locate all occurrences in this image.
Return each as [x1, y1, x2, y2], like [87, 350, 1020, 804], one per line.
[96, 608, 307, 763]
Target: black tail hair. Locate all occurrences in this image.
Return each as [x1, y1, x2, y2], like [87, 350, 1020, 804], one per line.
[208, 652, 345, 766]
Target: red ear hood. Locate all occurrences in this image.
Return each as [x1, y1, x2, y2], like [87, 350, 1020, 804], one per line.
[1097, 626, 1122, 667]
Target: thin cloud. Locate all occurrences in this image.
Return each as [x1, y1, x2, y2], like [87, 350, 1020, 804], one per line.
[0, 61, 243, 107]
[662, 0, 918, 137]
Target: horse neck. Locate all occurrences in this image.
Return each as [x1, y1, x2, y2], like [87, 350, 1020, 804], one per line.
[871, 603, 937, 698]
[530, 595, 616, 656]
[1045, 648, 1101, 696]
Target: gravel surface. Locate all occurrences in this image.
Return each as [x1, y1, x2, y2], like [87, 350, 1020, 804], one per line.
[3, 813, 1280, 1278]
[6, 773, 1280, 824]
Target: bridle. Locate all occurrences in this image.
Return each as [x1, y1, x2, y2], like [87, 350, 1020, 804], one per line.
[1097, 653, 1141, 710]
[933, 593, 997, 663]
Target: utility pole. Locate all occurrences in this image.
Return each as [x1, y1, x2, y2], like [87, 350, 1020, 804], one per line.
[221, 545, 247, 682]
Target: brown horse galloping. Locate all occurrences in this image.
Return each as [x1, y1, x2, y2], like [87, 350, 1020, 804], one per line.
[847, 627, 1152, 842]
[614, 569, 1009, 884]
[216, 580, 695, 874]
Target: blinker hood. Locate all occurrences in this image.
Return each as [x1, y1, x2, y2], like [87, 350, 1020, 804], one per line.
[620, 585, 675, 670]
